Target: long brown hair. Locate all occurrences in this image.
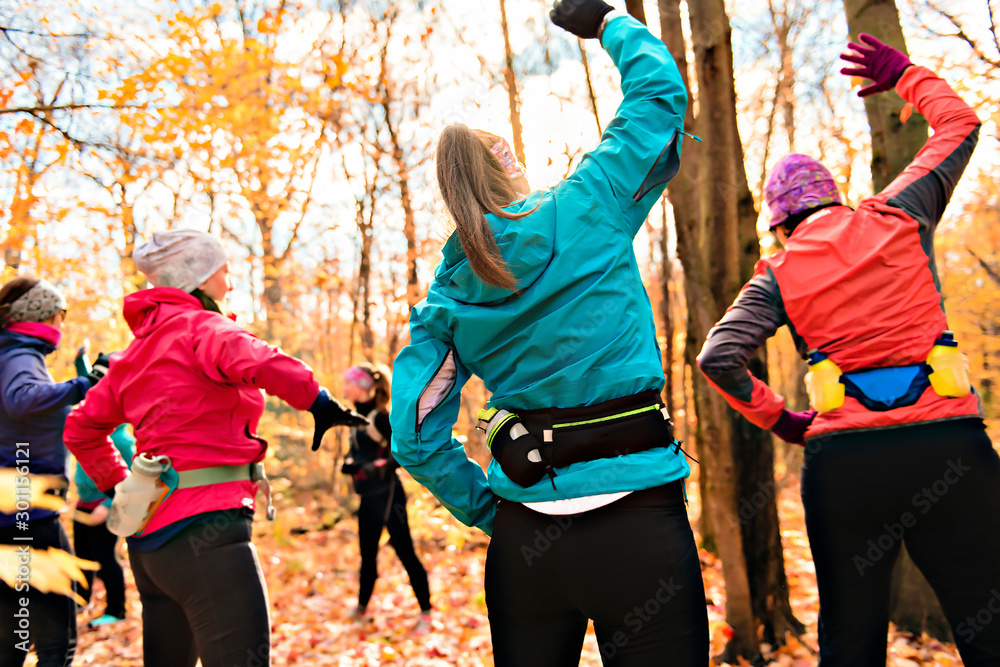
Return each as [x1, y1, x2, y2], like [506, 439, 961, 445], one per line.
[0, 276, 41, 328]
[190, 288, 223, 314]
[436, 124, 535, 290]
[354, 362, 391, 413]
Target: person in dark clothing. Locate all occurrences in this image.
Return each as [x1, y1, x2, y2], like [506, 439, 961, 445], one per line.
[0, 276, 103, 667]
[342, 363, 432, 635]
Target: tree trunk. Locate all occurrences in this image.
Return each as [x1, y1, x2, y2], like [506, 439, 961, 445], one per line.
[255, 213, 285, 344]
[842, 0, 930, 192]
[842, 0, 948, 640]
[659, 0, 801, 657]
[578, 39, 602, 136]
[734, 85, 803, 641]
[659, 0, 717, 556]
[356, 179, 376, 361]
[772, 3, 796, 152]
[624, 0, 647, 24]
[689, 0, 758, 652]
[379, 12, 421, 315]
[498, 0, 526, 164]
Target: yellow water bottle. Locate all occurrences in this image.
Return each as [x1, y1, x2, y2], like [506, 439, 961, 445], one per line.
[805, 349, 845, 413]
[926, 331, 971, 398]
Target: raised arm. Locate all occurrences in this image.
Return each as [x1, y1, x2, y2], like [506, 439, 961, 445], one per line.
[553, 8, 688, 236]
[840, 33, 980, 237]
[390, 308, 496, 534]
[879, 66, 980, 239]
[191, 319, 320, 410]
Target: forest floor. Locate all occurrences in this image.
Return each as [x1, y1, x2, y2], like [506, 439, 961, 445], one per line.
[56, 472, 965, 666]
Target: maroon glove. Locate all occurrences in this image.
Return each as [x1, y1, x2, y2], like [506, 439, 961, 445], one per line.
[771, 409, 817, 445]
[840, 33, 912, 98]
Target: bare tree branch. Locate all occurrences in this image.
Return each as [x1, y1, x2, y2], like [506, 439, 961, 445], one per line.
[0, 103, 145, 115]
[23, 110, 86, 150]
[277, 141, 325, 264]
[0, 26, 94, 39]
[968, 246, 1000, 287]
[578, 38, 602, 136]
[923, 0, 1000, 69]
[989, 0, 1000, 58]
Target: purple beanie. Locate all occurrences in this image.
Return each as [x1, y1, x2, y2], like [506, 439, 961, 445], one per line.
[763, 154, 842, 229]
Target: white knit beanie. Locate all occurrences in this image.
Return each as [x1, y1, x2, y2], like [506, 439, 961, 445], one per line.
[132, 229, 228, 293]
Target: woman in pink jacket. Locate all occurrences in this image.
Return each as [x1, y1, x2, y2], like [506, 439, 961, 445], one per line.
[64, 229, 366, 667]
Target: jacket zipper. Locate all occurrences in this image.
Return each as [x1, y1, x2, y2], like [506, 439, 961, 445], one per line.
[413, 349, 456, 443]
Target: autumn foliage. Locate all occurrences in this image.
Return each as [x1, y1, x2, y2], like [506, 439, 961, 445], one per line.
[3, 0, 999, 664]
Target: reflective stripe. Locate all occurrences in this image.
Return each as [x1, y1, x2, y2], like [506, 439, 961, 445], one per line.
[552, 403, 661, 429]
[486, 412, 518, 450]
[416, 349, 457, 430]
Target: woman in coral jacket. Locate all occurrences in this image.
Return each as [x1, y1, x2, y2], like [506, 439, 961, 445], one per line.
[698, 35, 1000, 666]
[63, 229, 366, 667]
[390, 2, 707, 665]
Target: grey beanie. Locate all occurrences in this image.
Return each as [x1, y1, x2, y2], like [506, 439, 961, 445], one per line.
[133, 229, 228, 293]
[9, 279, 67, 323]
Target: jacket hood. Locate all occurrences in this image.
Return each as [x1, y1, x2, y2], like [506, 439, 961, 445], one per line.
[434, 191, 554, 305]
[123, 286, 204, 337]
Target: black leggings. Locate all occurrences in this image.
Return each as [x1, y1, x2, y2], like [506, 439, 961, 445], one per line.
[357, 478, 431, 612]
[128, 511, 270, 667]
[73, 513, 126, 619]
[485, 482, 708, 667]
[802, 418, 1000, 666]
[0, 517, 76, 667]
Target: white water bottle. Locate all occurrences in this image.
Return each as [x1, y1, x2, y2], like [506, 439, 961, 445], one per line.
[107, 454, 172, 537]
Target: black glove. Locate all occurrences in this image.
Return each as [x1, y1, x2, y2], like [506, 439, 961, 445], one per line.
[86, 352, 112, 387]
[550, 0, 615, 40]
[309, 388, 369, 451]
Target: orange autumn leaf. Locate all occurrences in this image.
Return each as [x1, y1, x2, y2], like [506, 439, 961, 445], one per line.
[900, 102, 914, 124]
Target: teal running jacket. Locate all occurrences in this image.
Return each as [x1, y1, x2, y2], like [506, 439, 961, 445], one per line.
[390, 15, 690, 535]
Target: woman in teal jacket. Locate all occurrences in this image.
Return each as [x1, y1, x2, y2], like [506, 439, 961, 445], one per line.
[390, 2, 707, 665]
